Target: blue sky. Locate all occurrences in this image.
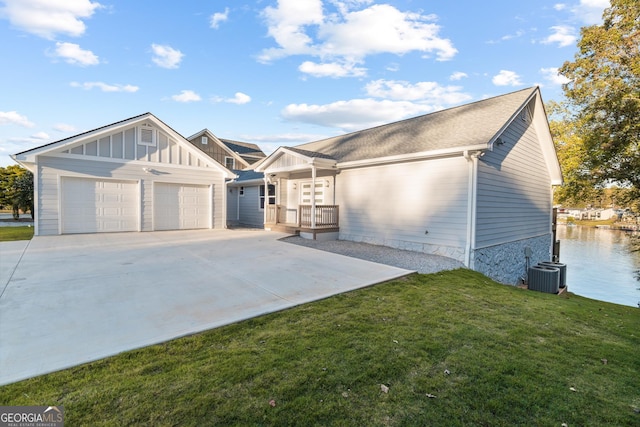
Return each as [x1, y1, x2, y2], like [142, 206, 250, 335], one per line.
[0, 0, 610, 167]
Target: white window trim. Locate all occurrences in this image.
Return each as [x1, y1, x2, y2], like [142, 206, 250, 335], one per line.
[138, 125, 157, 146]
[259, 184, 276, 210]
[224, 156, 235, 170]
[239, 186, 245, 197]
[201, 136, 208, 145]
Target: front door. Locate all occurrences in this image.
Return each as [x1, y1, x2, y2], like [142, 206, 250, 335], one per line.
[300, 181, 325, 205]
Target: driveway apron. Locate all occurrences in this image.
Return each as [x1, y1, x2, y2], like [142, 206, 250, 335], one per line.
[0, 229, 411, 385]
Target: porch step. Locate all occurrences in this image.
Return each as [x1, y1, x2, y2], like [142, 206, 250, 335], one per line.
[266, 224, 300, 235]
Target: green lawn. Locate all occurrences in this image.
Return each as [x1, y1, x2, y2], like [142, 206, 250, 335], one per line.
[1, 270, 639, 426]
[0, 225, 33, 241]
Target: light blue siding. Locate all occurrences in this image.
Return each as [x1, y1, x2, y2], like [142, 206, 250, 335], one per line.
[237, 185, 264, 228]
[475, 102, 552, 248]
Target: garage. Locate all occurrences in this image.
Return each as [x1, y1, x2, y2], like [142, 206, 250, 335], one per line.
[153, 183, 211, 230]
[61, 177, 139, 234]
[12, 113, 232, 236]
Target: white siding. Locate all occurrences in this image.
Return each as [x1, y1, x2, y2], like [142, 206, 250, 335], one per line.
[35, 156, 225, 235]
[57, 122, 211, 168]
[336, 157, 469, 258]
[475, 102, 552, 248]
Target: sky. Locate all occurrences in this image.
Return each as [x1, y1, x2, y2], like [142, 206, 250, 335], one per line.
[0, 0, 611, 167]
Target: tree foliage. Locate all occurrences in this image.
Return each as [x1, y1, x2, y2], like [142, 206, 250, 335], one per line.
[0, 165, 34, 219]
[559, 0, 640, 197]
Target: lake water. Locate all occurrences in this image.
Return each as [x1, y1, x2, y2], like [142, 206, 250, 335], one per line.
[556, 224, 640, 308]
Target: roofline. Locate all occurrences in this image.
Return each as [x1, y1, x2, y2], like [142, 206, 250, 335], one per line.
[296, 86, 539, 151]
[12, 113, 236, 178]
[255, 146, 337, 172]
[337, 144, 488, 169]
[227, 178, 265, 186]
[187, 128, 251, 169]
[13, 112, 153, 158]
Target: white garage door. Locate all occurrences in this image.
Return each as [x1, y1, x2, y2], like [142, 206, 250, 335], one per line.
[154, 183, 210, 230]
[61, 177, 138, 234]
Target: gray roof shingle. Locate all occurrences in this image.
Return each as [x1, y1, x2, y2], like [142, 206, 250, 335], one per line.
[293, 87, 536, 163]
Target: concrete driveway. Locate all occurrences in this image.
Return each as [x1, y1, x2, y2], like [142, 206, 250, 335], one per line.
[0, 229, 411, 385]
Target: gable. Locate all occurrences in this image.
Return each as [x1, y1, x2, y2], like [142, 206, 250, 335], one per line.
[13, 114, 233, 176]
[187, 130, 251, 170]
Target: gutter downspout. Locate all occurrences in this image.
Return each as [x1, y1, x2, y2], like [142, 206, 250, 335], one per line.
[311, 164, 317, 229]
[464, 150, 480, 269]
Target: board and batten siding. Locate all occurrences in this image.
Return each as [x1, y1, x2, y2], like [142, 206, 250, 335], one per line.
[475, 104, 552, 249]
[336, 157, 469, 260]
[35, 155, 225, 235]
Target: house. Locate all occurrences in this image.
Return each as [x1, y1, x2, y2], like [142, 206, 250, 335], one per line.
[186, 129, 266, 169]
[11, 113, 235, 236]
[246, 86, 562, 284]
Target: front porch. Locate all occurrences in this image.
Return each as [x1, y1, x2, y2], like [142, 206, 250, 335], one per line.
[265, 204, 339, 240]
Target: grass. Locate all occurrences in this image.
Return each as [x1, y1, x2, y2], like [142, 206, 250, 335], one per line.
[0, 225, 33, 241]
[1, 270, 639, 426]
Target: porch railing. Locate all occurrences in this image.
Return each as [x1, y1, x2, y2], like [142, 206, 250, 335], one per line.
[300, 205, 339, 228]
[266, 204, 339, 229]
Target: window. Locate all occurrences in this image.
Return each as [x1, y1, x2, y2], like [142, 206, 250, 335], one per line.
[225, 157, 235, 170]
[201, 136, 208, 145]
[239, 186, 245, 197]
[300, 182, 324, 205]
[138, 125, 156, 146]
[259, 184, 276, 209]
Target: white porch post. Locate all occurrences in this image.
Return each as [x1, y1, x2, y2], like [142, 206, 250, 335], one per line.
[263, 175, 269, 227]
[311, 164, 316, 229]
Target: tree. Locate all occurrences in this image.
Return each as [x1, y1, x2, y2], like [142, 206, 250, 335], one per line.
[559, 0, 640, 198]
[0, 165, 34, 219]
[547, 101, 596, 206]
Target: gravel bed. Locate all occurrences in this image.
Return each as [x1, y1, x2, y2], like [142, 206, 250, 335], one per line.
[281, 236, 465, 274]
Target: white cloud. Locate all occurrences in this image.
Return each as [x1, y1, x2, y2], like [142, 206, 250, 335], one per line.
[282, 98, 436, 131]
[365, 80, 472, 104]
[70, 81, 139, 92]
[492, 70, 523, 86]
[227, 92, 251, 105]
[1, 0, 102, 39]
[53, 123, 76, 132]
[212, 92, 252, 104]
[0, 111, 35, 128]
[31, 131, 50, 140]
[53, 42, 99, 66]
[542, 25, 577, 48]
[540, 67, 571, 85]
[259, 2, 457, 74]
[7, 131, 50, 144]
[210, 8, 229, 28]
[151, 44, 184, 69]
[449, 71, 468, 81]
[260, 0, 324, 60]
[171, 90, 201, 103]
[554, 3, 568, 11]
[572, 0, 610, 25]
[318, 5, 457, 61]
[299, 60, 366, 78]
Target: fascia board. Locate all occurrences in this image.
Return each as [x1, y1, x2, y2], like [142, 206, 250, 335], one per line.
[15, 114, 153, 163]
[144, 117, 236, 178]
[227, 178, 264, 186]
[337, 144, 488, 169]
